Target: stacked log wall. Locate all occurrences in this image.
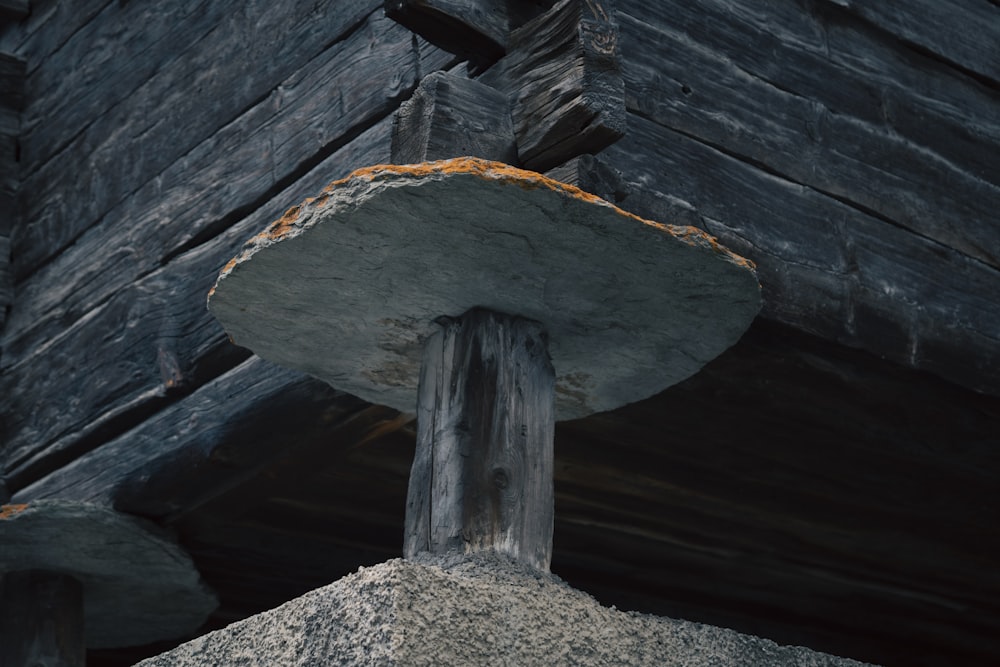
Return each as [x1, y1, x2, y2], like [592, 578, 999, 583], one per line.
[0, 1, 455, 488]
[0, 1, 998, 665]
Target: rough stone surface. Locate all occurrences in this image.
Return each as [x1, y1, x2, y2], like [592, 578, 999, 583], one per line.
[208, 158, 760, 420]
[0, 501, 218, 648]
[137, 553, 875, 667]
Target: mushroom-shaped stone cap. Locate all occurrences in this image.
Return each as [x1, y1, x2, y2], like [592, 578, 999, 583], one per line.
[0, 501, 217, 648]
[209, 158, 760, 419]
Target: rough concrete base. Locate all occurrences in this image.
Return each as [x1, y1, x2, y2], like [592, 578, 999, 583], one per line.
[137, 553, 874, 667]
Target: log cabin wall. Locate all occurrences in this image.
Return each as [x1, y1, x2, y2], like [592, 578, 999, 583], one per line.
[1, 1, 998, 665]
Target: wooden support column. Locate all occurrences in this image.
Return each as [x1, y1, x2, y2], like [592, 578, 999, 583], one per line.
[404, 308, 555, 571]
[0, 570, 86, 667]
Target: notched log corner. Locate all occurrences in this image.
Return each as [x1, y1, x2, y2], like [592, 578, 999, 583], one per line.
[391, 70, 517, 164]
[384, 0, 508, 68]
[482, 0, 625, 172]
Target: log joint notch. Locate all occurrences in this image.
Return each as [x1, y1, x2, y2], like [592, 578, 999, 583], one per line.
[387, 0, 625, 171]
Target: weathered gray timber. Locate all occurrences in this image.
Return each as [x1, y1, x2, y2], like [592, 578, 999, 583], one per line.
[11, 0, 382, 281]
[0, 119, 393, 489]
[136, 554, 874, 667]
[816, 0, 1000, 86]
[3, 0, 1000, 664]
[207, 158, 759, 420]
[0, 500, 217, 648]
[1, 12, 454, 369]
[10, 357, 362, 507]
[391, 70, 517, 164]
[616, 0, 1000, 192]
[0, 570, 85, 667]
[480, 0, 625, 171]
[600, 114, 1000, 395]
[616, 7, 1000, 270]
[405, 310, 555, 570]
[385, 0, 508, 66]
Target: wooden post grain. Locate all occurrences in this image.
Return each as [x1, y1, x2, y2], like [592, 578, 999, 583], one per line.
[0, 570, 86, 667]
[404, 308, 555, 570]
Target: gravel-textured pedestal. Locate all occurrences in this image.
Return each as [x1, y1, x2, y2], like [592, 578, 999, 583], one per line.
[136, 554, 875, 667]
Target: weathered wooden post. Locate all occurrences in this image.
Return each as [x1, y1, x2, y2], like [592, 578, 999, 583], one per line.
[0, 501, 217, 666]
[406, 308, 555, 569]
[208, 157, 760, 571]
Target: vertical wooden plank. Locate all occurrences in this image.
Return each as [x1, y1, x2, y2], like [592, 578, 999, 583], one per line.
[404, 308, 555, 570]
[0, 570, 85, 667]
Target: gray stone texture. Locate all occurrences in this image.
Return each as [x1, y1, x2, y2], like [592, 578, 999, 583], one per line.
[208, 159, 761, 420]
[137, 553, 874, 667]
[0, 500, 217, 648]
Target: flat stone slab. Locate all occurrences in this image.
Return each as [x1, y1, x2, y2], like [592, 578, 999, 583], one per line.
[137, 553, 875, 667]
[208, 158, 760, 420]
[0, 501, 217, 648]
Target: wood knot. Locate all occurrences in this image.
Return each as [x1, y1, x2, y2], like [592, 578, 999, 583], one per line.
[491, 468, 510, 490]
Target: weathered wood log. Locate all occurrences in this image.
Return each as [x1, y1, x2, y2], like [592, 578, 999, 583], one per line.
[392, 70, 517, 164]
[601, 113, 1000, 396]
[816, 0, 1000, 87]
[404, 308, 555, 569]
[617, 6, 1000, 270]
[480, 0, 625, 171]
[1, 11, 440, 364]
[12, 0, 382, 281]
[384, 0, 507, 67]
[0, 117, 394, 490]
[0, 570, 85, 667]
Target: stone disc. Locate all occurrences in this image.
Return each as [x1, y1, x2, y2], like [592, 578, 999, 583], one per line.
[208, 158, 760, 419]
[0, 501, 217, 648]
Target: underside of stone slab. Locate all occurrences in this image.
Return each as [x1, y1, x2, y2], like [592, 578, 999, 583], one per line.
[137, 554, 875, 667]
[0, 501, 217, 648]
[208, 158, 760, 420]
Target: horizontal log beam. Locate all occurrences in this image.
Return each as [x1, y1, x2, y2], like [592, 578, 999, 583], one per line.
[0, 117, 394, 488]
[12, 0, 381, 281]
[1, 11, 442, 368]
[597, 114, 1000, 396]
[617, 7, 1000, 270]
[816, 0, 1000, 86]
[385, 0, 507, 67]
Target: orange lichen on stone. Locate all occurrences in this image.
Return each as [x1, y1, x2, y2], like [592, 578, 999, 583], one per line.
[0, 503, 28, 520]
[237, 157, 756, 272]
